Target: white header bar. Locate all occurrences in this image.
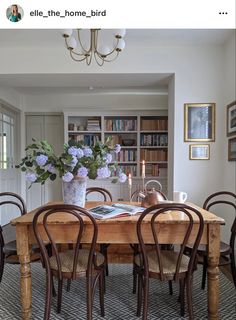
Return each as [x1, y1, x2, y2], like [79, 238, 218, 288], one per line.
[0, 0, 235, 29]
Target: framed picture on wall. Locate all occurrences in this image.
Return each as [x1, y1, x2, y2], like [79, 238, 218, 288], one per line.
[184, 103, 215, 142]
[189, 144, 210, 160]
[228, 137, 236, 161]
[227, 100, 236, 137]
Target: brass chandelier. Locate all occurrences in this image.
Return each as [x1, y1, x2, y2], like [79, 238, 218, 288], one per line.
[62, 29, 126, 66]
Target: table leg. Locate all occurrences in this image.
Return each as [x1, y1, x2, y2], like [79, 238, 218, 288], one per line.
[207, 224, 220, 320]
[16, 226, 32, 320]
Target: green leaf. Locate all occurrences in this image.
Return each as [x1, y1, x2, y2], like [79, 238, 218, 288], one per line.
[21, 167, 27, 172]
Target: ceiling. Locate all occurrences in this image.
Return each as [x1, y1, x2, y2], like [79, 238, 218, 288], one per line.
[0, 29, 233, 93]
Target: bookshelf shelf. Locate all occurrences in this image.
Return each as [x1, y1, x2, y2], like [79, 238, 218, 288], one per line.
[64, 112, 168, 193]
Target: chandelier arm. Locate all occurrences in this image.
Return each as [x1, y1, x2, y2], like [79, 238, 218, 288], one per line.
[95, 37, 119, 57]
[86, 54, 93, 66]
[77, 29, 92, 55]
[94, 52, 105, 66]
[69, 50, 88, 62]
[65, 38, 87, 57]
[96, 51, 119, 63]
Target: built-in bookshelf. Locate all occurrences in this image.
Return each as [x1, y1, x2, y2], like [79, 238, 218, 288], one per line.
[64, 112, 168, 180]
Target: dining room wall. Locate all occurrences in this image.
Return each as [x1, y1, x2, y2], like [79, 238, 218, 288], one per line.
[0, 30, 235, 241]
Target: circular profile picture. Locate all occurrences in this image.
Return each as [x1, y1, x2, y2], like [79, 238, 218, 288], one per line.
[6, 4, 24, 22]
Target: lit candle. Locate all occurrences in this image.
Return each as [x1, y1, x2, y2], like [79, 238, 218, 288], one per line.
[128, 173, 132, 187]
[141, 160, 145, 179]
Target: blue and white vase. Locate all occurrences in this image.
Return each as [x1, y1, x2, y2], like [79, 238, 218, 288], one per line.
[62, 178, 87, 207]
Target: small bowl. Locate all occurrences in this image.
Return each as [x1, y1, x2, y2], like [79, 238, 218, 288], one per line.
[122, 139, 135, 146]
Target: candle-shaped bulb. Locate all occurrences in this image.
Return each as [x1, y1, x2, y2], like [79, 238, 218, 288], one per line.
[128, 173, 132, 187]
[142, 160, 146, 179]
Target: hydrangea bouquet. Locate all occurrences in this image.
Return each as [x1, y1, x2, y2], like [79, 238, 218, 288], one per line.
[16, 139, 127, 186]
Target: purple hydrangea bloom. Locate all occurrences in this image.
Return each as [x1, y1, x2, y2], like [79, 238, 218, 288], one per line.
[114, 144, 121, 154]
[26, 172, 37, 183]
[77, 166, 88, 178]
[70, 155, 78, 167]
[77, 148, 84, 159]
[118, 172, 127, 183]
[62, 172, 74, 182]
[83, 147, 93, 157]
[47, 163, 56, 173]
[104, 153, 113, 164]
[97, 166, 111, 179]
[67, 146, 78, 157]
[36, 154, 48, 166]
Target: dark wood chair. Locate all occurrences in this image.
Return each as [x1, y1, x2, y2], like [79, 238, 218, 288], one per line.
[86, 187, 112, 276]
[132, 189, 169, 294]
[33, 204, 105, 320]
[187, 191, 236, 290]
[0, 192, 27, 280]
[0, 226, 4, 283]
[134, 203, 204, 320]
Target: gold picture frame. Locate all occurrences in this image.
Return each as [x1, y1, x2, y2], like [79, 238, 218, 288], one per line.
[227, 100, 236, 137]
[228, 137, 236, 161]
[184, 103, 215, 142]
[189, 144, 210, 160]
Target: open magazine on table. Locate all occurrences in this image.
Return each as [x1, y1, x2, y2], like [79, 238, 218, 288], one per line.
[88, 203, 145, 219]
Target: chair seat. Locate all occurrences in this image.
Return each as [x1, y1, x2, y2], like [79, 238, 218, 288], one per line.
[187, 241, 231, 255]
[134, 250, 190, 275]
[49, 249, 105, 273]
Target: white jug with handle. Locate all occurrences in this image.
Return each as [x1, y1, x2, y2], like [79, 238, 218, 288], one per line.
[173, 191, 188, 203]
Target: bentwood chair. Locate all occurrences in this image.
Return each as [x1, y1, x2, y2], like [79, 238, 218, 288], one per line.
[134, 203, 204, 320]
[33, 204, 105, 320]
[132, 189, 170, 295]
[0, 226, 4, 283]
[187, 191, 236, 290]
[0, 192, 27, 280]
[86, 187, 112, 276]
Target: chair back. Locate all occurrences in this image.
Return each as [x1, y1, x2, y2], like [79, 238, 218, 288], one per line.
[0, 192, 27, 216]
[203, 191, 236, 253]
[33, 204, 98, 280]
[86, 187, 112, 202]
[137, 203, 204, 281]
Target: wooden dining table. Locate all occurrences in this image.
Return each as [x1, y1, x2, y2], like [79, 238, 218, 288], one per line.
[11, 201, 224, 320]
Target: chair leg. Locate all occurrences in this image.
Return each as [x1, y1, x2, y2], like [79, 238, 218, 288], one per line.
[168, 280, 173, 295]
[133, 265, 137, 294]
[186, 276, 194, 320]
[87, 274, 93, 320]
[99, 271, 105, 317]
[100, 244, 109, 276]
[142, 275, 149, 320]
[66, 279, 71, 292]
[201, 255, 207, 290]
[51, 274, 56, 297]
[230, 252, 236, 289]
[44, 272, 52, 320]
[179, 279, 185, 317]
[0, 251, 5, 283]
[136, 274, 143, 317]
[57, 279, 63, 314]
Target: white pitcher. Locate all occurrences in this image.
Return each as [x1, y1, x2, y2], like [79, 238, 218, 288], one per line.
[173, 191, 188, 203]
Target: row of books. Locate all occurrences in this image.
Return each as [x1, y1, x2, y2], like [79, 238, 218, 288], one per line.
[105, 119, 137, 131]
[141, 119, 168, 131]
[144, 163, 160, 176]
[140, 134, 168, 146]
[114, 150, 137, 162]
[87, 118, 101, 131]
[68, 134, 101, 146]
[112, 164, 137, 176]
[140, 149, 168, 161]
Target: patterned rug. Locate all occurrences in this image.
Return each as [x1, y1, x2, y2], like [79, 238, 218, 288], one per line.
[0, 263, 235, 319]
